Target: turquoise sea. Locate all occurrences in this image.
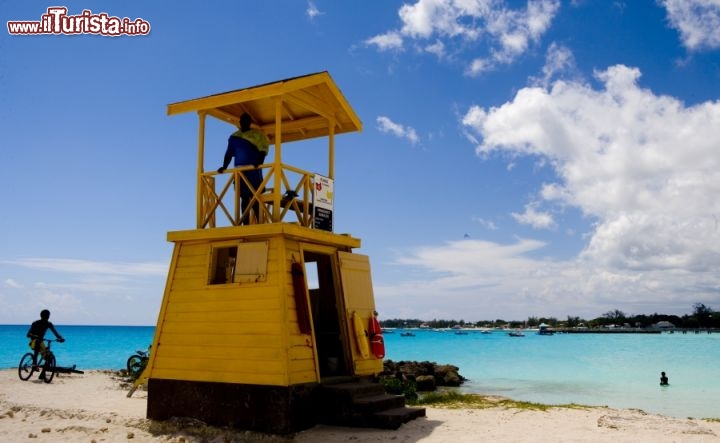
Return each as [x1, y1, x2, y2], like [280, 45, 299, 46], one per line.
[0, 324, 155, 373]
[384, 328, 720, 420]
[2, 325, 718, 419]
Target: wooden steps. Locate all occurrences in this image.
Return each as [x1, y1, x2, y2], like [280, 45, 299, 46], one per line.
[316, 379, 425, 429]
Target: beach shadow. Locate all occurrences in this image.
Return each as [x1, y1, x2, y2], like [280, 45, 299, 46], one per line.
[293, 417, 444, 442]
[29, 378, 50, 384]
[144, 416, 443, 443]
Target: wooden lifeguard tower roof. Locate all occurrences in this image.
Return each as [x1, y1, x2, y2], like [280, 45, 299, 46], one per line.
[165, 71, 361, 228]
[166, 71, 362, 144]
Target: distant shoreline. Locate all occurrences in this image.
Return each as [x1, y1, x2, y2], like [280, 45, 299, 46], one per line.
[384, 326, 720, 334]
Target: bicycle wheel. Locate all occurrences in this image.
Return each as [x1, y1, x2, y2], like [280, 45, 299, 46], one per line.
[126, 355, 145, 377]
[43, 353, 56, 383]
[18, 353, 36, 381]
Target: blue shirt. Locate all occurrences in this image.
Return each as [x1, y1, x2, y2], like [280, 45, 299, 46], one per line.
[227, 135, 262, 167]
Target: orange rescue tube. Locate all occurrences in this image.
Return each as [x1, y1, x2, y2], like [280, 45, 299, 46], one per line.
[368, 314, 385, 359]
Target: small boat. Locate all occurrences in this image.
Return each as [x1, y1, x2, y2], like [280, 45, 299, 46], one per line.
[455, 330, 469, 335]
[538, 323, 555, 336]
[508, 330, 525, 337]
[400, 332, 416, 337]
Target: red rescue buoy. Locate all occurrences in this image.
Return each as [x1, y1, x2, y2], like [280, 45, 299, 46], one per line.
[368, 313, 385, 359]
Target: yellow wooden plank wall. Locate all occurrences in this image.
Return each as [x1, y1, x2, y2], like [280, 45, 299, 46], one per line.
[355, 358, 383, 375]
[151, 238, 292, 386]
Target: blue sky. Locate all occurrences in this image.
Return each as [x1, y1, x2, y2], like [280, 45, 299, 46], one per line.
[2, 0, 719, 325]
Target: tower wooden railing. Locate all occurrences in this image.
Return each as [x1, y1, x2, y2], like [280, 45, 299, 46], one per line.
[199, 163, 314, 228]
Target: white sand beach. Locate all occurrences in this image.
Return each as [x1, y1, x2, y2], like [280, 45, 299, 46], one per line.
[1, 369, 719, 442]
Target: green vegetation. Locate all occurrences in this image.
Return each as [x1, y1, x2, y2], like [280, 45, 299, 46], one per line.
[379, 376, 418, 401]
[381, 303, 720, 330]
[410, 390, 588, 412]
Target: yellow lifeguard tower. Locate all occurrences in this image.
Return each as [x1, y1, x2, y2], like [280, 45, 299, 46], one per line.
[142, 72, 423, 433]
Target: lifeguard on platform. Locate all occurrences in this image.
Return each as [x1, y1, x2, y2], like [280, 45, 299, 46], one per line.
[217, 112, 269, 224]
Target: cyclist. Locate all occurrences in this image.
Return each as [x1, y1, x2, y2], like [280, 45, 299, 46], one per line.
[27, 309, 65, 380]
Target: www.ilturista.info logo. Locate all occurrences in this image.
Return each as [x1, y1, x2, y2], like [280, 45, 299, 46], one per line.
[7, 7, 151, 36]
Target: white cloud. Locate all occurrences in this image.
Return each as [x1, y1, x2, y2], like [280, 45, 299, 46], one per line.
[378, 238, 597, 320]
[531, 42, 577, 88]
[376, 116, 420, 144]
[4, 278, 23, 288]
[365, 32, 404, 52]
[660, 0, 720, 51]
[5, 258, 167, 276]
[460, 63, 719, 294]
[0, 258, 166, 325]
[306, 1, 323, 21]
[395, 237, 548, 276]
[466, 58, 493, 76]
[464, 64, 720, 236]
[397, 0, 484, 40]
[425, 40, 446, 59]
[374, 64, 720, 321]
[512, 203, 556, 229]
[472, 216, 499, 230]
[366, 0, 561, 73]
[378, 235, 718, 322]
[3, 284, 95, 325]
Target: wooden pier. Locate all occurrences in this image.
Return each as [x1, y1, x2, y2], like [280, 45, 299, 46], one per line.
[554, 328, 717, 334]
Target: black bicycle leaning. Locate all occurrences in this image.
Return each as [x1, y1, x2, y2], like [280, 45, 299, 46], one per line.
[126, 346, 150, 378]
[18, 338, 60, 383]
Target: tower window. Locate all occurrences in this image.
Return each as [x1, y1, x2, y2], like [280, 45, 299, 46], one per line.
[209, 242, 269, 285]
[209, 246, 237, 284]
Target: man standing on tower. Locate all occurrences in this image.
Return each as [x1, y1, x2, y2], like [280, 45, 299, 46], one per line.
[217, 112, 270, 223]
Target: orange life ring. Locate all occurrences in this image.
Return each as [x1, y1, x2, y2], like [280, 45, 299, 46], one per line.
[368, 314, 385, 359]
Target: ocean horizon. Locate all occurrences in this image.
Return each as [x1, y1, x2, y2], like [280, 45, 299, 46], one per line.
[2, 324, 717, 420]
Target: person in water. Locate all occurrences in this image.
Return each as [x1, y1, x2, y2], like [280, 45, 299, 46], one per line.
[660, 371, 669, 386]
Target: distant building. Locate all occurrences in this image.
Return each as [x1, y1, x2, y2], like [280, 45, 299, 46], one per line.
[538, 323, 554, 335]
[654, 321, 676, 329]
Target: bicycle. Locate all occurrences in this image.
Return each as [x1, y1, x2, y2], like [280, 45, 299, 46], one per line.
[18, 338, 62, 383]
[126, 346, 150, 378]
